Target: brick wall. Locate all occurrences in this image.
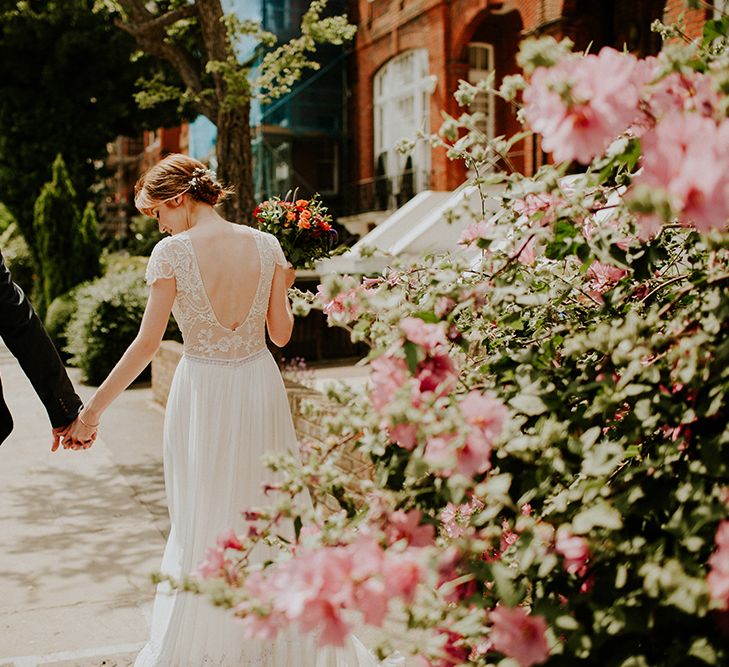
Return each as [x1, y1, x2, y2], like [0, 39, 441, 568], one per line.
[348, 0, 708, 195]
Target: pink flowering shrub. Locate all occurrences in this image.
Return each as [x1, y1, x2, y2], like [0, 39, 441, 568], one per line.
[523, 47, 646, 164]
[186, 16, 729, 667]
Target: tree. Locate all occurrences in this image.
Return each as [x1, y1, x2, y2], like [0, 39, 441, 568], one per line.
[33, 155, 101, 313]
[0, 0, 185, 255]
[107, 0, 356, 224]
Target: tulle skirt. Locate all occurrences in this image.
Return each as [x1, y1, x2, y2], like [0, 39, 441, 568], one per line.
[134, 349, 377, 666]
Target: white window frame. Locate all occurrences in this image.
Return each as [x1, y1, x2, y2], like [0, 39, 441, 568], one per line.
[373, 49, 431, 202]
[467, 42, 496, 141]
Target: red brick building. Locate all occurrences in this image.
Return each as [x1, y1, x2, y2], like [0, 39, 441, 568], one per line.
[345, 0, 709, 215]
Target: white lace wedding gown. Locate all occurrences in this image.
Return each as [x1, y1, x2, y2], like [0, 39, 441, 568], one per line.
[135, 228, 379, 666]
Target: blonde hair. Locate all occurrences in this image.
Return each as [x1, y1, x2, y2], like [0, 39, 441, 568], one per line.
[134, 153, 234, 216]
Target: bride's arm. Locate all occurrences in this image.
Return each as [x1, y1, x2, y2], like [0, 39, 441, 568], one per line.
[266, 264, 296, 347]
[71, 277, 176, 435]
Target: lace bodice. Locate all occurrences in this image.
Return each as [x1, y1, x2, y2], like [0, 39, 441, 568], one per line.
[145, 228, 287, 361]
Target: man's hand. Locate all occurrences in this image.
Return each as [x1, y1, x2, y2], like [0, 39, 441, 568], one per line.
[51, 425, 68, 452]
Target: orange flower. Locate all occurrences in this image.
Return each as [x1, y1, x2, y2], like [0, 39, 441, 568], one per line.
[299, 209, 312, 220]
[298, 219, 311, 229]
[295, 199, 309, 209]
[286, 211, 296, 222]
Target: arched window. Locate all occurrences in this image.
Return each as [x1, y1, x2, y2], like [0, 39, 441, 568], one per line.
[373, 49, 431, 207]
[468, 42, 495, 140]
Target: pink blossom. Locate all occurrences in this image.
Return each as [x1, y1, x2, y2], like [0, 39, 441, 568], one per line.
[197, 545, 226, 579]
[648, 70, 719, 119]
[499, 519, 519, 553]
[434, 296, 457, 319]
[708, 521, 729, 609]
[513, 192, 561, 225]
[459, 391, 508, 443]
[382, 553, 424, 604]
[298, 599, 352, 646]
[524, 48, 643, 164]
[635, 112, 729, 232]
[586, 260, 628, 298]
[234, 535, 424, 648]
[370, 354, 409, 411]
[386, 509, 436, 547]
[387, 422, 418, 450]
[490, 606, 550, 667]
[416, 353, 457, 396]
[440, 498, 485, 539]
[424, 435, 456, 472]
[353, 577, 389, 626]
[401, 317, 449, 351]
[516, 235, 538, 266]
[555, 527, 590, 576]
[458, 220, 492, 245]
[316, 284, 361, 323]
[197, 545, 239, 584]
[455, 430, 493, 477]
[217, 528, 244, 551]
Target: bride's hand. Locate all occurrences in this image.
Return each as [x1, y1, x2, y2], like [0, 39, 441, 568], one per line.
[62, 412, 99, 451]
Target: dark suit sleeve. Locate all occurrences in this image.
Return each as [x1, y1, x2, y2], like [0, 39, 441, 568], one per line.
[0, 249, 82, 428]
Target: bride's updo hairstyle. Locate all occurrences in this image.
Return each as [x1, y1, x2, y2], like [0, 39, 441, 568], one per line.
[134, 153, 233, 216]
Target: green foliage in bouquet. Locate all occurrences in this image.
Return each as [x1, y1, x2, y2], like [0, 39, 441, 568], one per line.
[253, 193, 336, 269]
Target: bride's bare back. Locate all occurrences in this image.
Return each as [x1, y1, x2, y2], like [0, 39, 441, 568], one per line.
[145, 222, 289, 361]
[186, 223, 261, 331]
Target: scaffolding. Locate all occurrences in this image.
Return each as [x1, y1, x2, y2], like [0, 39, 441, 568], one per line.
[252, 0, 348, 203]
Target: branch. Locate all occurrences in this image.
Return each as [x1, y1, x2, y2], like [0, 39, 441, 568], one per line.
[114, 2, 218, 120]
[116, 5, 197, 37]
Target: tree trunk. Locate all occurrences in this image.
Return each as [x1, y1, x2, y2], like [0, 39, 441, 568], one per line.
[216, 100, 254, 226]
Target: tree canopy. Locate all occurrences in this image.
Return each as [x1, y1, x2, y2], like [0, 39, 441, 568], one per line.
[0, 0, 184, 250]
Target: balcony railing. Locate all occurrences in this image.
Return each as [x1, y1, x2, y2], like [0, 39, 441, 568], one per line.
[341, 169, 429, 216]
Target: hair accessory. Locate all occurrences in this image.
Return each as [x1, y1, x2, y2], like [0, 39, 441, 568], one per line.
[189, 166, 217, 192]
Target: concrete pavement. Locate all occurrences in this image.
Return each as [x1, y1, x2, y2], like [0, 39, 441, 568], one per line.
[0, 344, 167, 666]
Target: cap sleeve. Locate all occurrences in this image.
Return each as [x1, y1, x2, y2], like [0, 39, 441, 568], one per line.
[145, 239, 176, 285]
[268, 234, 288, 267]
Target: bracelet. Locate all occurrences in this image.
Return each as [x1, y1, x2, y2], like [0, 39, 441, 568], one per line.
[78, 414, 100, 429]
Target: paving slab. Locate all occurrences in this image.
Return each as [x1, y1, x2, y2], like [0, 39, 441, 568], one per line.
[0, 346, 164, 665]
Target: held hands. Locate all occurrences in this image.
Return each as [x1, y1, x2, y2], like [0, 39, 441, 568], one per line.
[51, 412, 99, 452]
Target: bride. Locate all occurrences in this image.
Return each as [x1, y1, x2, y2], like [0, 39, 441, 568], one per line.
[61, 154, 382, 666]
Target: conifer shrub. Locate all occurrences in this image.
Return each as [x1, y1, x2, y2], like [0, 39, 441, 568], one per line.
[33, 155, 101, 313]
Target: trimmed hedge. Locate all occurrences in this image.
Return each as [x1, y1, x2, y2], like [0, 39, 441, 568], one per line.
[65, 266, 181, 385]
[0, 223, 36, 297]
[45, 285, 85, 361]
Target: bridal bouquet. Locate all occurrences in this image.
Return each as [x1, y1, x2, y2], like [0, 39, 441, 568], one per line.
[253, 193, 336, 269]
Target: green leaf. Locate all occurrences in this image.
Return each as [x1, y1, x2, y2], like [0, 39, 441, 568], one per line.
[509, 394, 547, 416]
[403, 341, 419, 374]
[573, 502, 623, 533]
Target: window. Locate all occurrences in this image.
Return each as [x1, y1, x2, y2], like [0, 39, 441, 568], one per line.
[468, 43, 496, 140]
[373, 49, 432, 206]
